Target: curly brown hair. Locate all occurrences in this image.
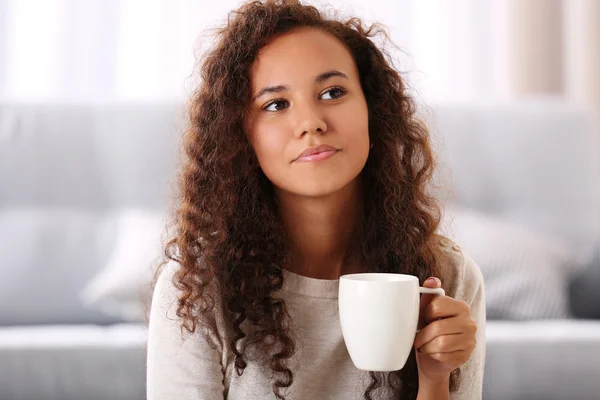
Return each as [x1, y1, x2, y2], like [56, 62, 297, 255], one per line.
[153, 0, 460, 399]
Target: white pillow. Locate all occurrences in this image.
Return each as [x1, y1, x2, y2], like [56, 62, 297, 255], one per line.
[80, 209, 167, 322]
[440, 206, 578, 320]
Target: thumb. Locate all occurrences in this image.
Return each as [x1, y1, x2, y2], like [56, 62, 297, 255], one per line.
[418, 277, 442, 330]
[423, 276, 441, 289]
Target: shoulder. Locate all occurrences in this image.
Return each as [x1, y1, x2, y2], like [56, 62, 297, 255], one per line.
[152, 261, 180, 311]
[151, 260, 188, 320]
[149, 260, 230, 349]
[152, 259, 216, 312]
[149, 260, 187, 337]
[434, 234, 485, 305]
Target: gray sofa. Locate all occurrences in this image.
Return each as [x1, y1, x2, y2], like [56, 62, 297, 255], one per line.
[1, 100, 599, 400]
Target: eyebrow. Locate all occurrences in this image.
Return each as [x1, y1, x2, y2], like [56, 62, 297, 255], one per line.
[251, 70, 349, 102]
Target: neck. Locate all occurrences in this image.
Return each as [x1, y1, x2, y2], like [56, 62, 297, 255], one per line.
[276, 177, 364, 280]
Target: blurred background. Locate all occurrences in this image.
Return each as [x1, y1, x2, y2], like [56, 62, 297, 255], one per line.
[0, 0, 599, 399]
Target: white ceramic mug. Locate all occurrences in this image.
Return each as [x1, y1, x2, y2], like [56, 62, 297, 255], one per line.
[338, 273, 445, 371]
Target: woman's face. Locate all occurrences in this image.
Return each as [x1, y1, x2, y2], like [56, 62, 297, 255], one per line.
[244, 27, 370, 198]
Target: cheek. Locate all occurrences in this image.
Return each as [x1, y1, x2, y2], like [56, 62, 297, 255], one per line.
[343, 109, 370, 177]
[250, 127, 288, 174]
[337, 100, 370, 154]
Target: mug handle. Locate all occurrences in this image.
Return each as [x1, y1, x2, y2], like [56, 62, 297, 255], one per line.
[419, 287, 445, 296]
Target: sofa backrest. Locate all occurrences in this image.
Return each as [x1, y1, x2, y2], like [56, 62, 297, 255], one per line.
[428, 99, 600, 255]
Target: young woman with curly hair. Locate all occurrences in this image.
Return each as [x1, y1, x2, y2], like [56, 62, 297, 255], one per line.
[146, 1, 485, 399]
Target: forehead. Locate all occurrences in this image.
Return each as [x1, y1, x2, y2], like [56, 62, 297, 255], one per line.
[249, 27, 358, 87]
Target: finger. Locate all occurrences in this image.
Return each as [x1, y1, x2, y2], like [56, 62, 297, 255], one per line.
[418, 277, 442, 329]
[419, 277, 442, 311]
[413, 316, 465, 349]
[422, 297, 469, 324]
[425, 350, 471, 364]
[418, 334, 474, 354]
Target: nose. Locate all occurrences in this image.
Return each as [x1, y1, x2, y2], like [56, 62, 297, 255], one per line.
[293, 101, 327, 138]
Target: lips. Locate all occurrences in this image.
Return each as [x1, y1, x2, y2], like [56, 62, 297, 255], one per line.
[295, 144, 339, 162]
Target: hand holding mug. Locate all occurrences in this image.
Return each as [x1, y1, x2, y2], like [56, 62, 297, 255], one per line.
[338, 272, 477, 382]
[414, 277, 478, 384]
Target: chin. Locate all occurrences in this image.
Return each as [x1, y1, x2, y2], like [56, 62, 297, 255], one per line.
[298, 185, 347, 198]
[281, 173, 362, 199]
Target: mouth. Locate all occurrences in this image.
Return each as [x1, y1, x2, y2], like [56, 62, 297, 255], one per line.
[294, 149, 339, 163]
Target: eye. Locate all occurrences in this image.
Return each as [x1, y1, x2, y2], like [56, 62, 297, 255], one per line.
[263, 99, 289, 112]
[320, 86, 346, 100]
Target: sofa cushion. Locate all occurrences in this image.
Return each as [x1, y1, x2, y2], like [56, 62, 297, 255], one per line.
[484, 320, 600, 400]
[80, 209, 167, 322]
[441, 206, 579, 320]
[0, 323, 147, 400]
[0, 209, 124, 325]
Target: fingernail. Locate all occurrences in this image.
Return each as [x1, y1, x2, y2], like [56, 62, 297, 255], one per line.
[426, 277, 437, 285]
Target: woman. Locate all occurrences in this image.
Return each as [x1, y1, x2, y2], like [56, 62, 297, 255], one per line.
[146, 1, 485, 399]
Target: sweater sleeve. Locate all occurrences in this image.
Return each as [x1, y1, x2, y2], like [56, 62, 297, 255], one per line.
[450, 248, 486, 400]
[146, 261, 226, 400]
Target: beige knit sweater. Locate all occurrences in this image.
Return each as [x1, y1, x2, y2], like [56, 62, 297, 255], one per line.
[147, 239, 486, 399]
